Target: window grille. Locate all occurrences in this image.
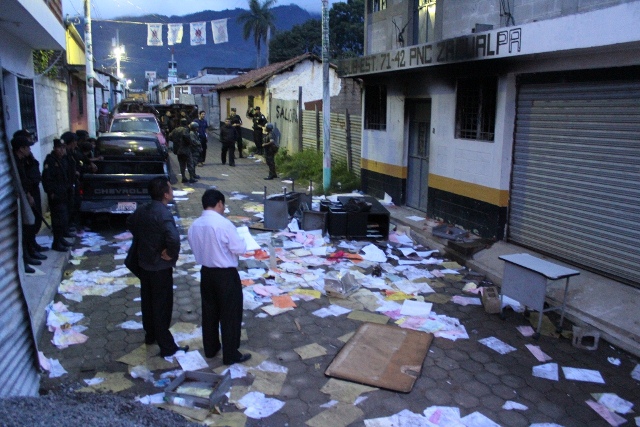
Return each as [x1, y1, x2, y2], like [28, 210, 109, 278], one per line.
[17, 78, 38, 140]
[364, 85, 387, 131]
[455, 77, 497, 141]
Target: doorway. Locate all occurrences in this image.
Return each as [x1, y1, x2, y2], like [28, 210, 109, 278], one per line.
[406, 100, 431, 211]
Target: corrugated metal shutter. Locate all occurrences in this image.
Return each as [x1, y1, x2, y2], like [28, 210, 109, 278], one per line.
[509, 78, 640, 286]
[301, 110, 362, 177]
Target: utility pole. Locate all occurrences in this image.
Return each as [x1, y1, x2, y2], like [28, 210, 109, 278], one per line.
[321, 0, 331, 193]
[84, 0, 97, 137]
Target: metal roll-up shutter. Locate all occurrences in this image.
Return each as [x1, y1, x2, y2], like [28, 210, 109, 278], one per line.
[509, 78, 640, 287]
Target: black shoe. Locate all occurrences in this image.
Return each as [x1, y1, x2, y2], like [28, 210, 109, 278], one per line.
[264, 177, 274, 180]
[161, 345, 189, 357]
[221, 162, 226, 165]
[229, 163, 235, 167]
[188, 178, 198, 183]
[24, 263, 35, 274]
[60, 238, 74, 247]
[63, 232, 76, 239]
[52, 243, 69, 252]
[28, 250, 47, 260]
[24, 256, 42, 266]
[224, 353, 251, 365]
[194, 174, 201, 179]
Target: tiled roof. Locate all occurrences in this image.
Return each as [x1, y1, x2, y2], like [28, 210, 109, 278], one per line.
[214, 53, 320, 91]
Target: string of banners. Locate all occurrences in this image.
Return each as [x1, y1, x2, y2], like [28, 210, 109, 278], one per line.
[147, 19, 228, 46]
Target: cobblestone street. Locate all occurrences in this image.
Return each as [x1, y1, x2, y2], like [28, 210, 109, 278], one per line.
[37, 136, 640, 426]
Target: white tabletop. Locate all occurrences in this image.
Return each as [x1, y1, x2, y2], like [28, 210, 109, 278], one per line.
[499, 253, 580, 280]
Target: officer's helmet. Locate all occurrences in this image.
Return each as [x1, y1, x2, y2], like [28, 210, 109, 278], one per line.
[189, 122, 199, 130]
[266, 123, 274, 131]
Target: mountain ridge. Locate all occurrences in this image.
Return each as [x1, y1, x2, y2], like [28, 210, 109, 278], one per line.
[89, 5, 319, 89]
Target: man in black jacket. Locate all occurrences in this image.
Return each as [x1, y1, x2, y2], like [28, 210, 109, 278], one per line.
[126, 177, 187, 357]
[247, 106, 266, 155]
[220, 118, 236, 167]
[42, 139, 73, 252]
[229, 108, 243, 158]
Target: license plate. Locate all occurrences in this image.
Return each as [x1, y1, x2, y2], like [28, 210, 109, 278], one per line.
[116, 202, 137, 213]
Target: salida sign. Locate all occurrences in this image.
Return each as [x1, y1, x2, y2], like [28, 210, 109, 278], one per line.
[339, 28, 522, 77]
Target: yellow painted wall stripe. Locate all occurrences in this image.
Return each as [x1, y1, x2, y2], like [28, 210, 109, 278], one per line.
[361, 158, 407, 179]
[429, 174, 510, 207]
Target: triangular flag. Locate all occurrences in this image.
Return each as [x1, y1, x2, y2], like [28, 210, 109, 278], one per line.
[212, 19, 228, 44]
[190, 21, 207, 46]
[167, 23, 183, 46]
[147, 23, 163, 46]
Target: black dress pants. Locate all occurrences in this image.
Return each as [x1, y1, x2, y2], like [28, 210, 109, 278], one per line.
[200, 267, 243, 362]
[140, 267, 178, 356]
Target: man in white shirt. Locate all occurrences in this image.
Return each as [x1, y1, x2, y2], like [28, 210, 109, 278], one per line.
[188, 189, 250, 365]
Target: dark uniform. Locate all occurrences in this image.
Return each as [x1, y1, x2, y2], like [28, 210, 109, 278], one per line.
[262, 123, 279, 180]
[195, 113, 208, 165]
[220, 119, 236, 166]
[61, 131, 80, 232]
[229, 109, 243, 158]
[247, 107, 267, 155]
[188, 123, 202, 179]
[42, 139, 72, 252]
[169, 121, 196, 184]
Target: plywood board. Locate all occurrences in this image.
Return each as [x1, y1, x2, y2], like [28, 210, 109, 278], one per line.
[324, 322, 433, 393]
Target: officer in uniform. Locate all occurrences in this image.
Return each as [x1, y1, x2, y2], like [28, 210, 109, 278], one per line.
[262, 123, 279, 180]
[247, 106, 267, 155]
[188, 122, 202, 180]
[169, 119, 197, 184]
[229, 107, 244, 158]
[42, 139, 73, 252]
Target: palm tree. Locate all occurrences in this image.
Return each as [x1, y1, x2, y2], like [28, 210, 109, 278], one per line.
[237, 0, 277, 68]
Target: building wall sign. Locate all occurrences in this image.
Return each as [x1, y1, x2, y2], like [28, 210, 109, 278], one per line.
[339, 28, 522, 76]
[339, 1, 640, 78]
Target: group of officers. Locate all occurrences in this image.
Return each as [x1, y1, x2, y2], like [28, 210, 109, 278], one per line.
[11, 129, 100, 273]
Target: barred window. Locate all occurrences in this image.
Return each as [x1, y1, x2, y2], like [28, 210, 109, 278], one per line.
[455, 77, 497, 141]
[364, 85, 387, 131]
[17, 78, 38, 140]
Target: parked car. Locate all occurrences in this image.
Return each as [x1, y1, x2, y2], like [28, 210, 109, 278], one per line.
[79, 132, 168, 214]
[109, 113, 167, 147]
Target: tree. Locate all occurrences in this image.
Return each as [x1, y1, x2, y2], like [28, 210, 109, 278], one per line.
[269, 19, 322, 63]
[329, 0, 364, 59]
[268, 0, 364, 63]
[237, 0, 278, 68]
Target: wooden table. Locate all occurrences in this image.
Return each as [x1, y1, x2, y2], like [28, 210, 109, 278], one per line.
[499, 253, 580, 339]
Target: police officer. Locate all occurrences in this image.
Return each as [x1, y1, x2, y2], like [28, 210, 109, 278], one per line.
[60, 131, 80, 235]
[262, 123, 279, 180]
[195, 111, 209, 166]
[229, 107, 244, 158]
[169, 119, 197, 184]
[188, 122, 202, 180]
[220, 117, 236, 167]
[247, 106, 267, 155]
[42, 139, 73, 252]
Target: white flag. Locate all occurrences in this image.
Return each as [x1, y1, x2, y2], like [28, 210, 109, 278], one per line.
[190, 21, 207, 46]
[167, 23, 183, 45]
[147, 23, 163, 46]
[211, 19, 228, 44]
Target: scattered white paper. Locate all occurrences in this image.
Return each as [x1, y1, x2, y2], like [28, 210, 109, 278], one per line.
[607, 357, 621, 366]
[237, 226, 261, 251]
[361, 244, 387, 263]
[502, 400, 528, 410]
[632, 364, 640, 381]
[400, 300, 433, 317]
[175, 350, 209, 371]
[586, 400, 627, 426]
[597, 393, 634, 414]
[48, 359, 68, 378]
[405, 215, 425, 222]
[478, 337, 517, 355]
[459, 411, 500, 427]
[532, 363, 559, 381]
[120, 320, 144, 330]
[83, 377, 104, 386]
[238, 391, 285, 419]
[136, 393, 165, 405]
[517, 325, 535, 337]
[562, 367, 605, 383]
[525, 344, 553, 362]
